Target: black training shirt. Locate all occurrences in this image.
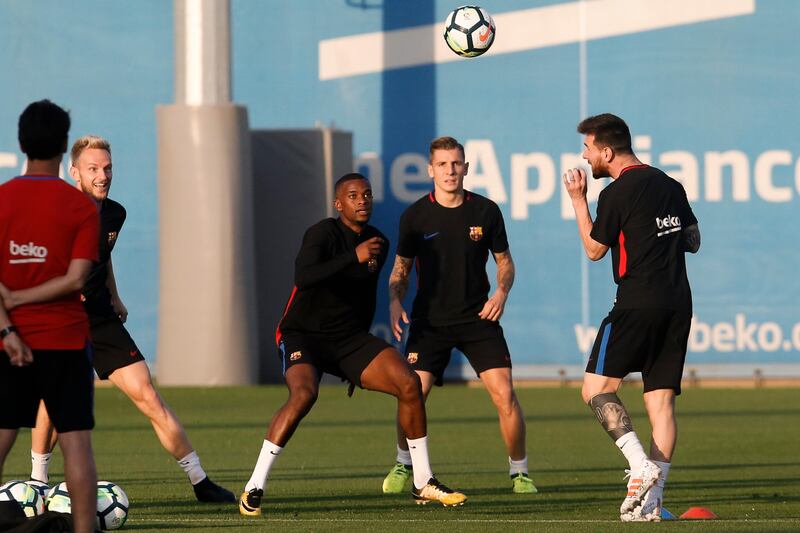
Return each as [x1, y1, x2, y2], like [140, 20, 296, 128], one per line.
[591, 165, 698, 311]
[82, 198, 126, 319]
[277, 217, 388, 340]
[397, 191, 509, 326]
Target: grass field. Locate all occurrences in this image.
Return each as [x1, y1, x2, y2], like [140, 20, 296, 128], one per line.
[3, 385, 799, 532]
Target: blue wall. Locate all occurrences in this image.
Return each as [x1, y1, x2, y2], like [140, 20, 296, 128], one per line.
[2, 1, 797, 375]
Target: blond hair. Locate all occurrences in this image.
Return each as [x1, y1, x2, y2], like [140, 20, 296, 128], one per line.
[70, 135, 111, 166]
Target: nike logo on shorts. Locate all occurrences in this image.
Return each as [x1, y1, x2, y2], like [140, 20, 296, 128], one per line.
[423, 232, 440, 240]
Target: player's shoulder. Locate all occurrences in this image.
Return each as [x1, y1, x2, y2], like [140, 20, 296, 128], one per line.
[304, 217, 338, 238]
[465, 190, 499, 208]
[102, 198, 127, 221]
[404, 193, 435, 213]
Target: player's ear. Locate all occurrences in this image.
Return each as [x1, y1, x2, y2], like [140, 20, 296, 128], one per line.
[68, 163, 79, 184]
[428, 163, 434, 179]
[463, 161, 469, 176]
[334, 198, 343, 213]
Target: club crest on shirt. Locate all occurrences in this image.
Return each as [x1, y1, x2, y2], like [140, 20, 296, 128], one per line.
[407, 352, 418, 364]
[290, 350, 302, 361]
[107, 231, 118, 246]
[469, 226, 483, 241]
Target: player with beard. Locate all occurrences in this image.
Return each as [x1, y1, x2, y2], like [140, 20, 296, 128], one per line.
[6, 135, 235, 503]
[239, 173, 466, 516]
[563, 113, 700, 521]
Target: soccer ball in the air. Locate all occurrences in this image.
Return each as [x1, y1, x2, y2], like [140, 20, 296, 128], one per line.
[443, 5, 496, 57]
[45, 482, 72, 513]
[0, 480, 45, 517]
[96, 481, 129, 531]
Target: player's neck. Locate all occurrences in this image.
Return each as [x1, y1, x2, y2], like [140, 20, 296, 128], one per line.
[338, 216, 366, 235]
[434, 187, 464, 208]
[609, 155, 644, 179]
[23, 157, 62, 177]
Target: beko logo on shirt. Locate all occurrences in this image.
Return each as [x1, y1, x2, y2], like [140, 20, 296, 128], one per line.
[9, 240, 48, 263]
[655, 215, 681, 237]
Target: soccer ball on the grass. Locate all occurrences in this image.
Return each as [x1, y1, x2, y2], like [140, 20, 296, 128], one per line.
[0, 480, 45, 517]
[27, 480, 50, 499]
[45, 482, 71, 513]
[96, 481, 129, 531]
[443, 5, 496, 57]
[46, 481, 129, 530]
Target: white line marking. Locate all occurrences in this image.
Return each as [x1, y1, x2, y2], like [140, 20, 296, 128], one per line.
[319, 0, 755, 80]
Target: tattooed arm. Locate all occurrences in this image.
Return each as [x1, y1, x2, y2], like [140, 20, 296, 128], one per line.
[388, 255, 413, 341]
[478, 249, 515, 321]
[683, 224, 701, 253]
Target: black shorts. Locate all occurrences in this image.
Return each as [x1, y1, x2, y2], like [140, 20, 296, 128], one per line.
[89, 316, 146, 379]
[586, 308, 691, 395]
[0, 347, 95, 432]
[277, 331, 392, 388]
[405, 319, 511, 385]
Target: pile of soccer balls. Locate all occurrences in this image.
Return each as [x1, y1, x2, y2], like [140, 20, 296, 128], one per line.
[0, 479, 129, 530]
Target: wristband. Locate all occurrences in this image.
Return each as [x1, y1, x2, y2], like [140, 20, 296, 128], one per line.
[0, 325, 18, 339]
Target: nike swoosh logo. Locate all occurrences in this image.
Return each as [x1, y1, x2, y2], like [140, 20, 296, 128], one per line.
[423, 232, 440, 240]
[270, 451, 280, 455]
[479, 26, 492, 43]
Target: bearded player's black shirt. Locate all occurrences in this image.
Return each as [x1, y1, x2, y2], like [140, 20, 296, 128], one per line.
[82, 199, 126, 319]
[277, 217, 389, 341]
[397, 191, 509, 326]
[591, 165, 698, 311]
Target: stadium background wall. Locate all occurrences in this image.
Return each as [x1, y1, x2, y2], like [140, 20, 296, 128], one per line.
[0, 0, 797, 382]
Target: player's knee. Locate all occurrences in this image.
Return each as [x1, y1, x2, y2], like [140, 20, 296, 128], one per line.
[287, 386, 318, 412]
[396, 371, 422, 403]
[489, 386, 516, 412]
[132, 382, 165, 416]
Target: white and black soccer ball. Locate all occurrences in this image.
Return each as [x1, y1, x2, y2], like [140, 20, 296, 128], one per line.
[0, 480, 45, 517]
[27, 480, 50, 499]
[45, 481, 71, 514]
[443, 5, 496, 57]
[96, 481, 129, 531]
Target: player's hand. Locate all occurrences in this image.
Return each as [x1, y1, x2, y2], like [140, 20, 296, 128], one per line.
[112, 297, 128, 323]
[478, 290, 507, 321]
[390, 300, 409, 342]
[0, 283, 16, 310]
[3, 331, 33, 367]
[562, 167, 588, 200]
[355, 237, 383, 264]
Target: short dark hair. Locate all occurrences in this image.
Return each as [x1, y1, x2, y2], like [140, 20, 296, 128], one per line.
[429, 136, 464, 161]
[577, 113, 632, 155]
[18, 99, 71, 160]
[335, 172, 369, 194]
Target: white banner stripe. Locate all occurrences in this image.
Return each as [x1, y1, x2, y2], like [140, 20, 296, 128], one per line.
[318, 0, 755, 80]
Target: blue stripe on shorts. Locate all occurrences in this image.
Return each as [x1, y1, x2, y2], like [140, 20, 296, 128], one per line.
[596, 322, 612, 375]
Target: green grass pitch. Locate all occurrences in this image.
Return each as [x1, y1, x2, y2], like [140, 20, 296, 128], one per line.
[3, 385, 799, 532]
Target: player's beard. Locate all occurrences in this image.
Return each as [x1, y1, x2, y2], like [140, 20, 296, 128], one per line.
[590, 160, 611, 179]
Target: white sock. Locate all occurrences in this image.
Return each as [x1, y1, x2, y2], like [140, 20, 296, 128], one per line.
[406, 436, 434, 490]
[508, 456, 528, 477]
[178, 451, 207, 485]
[615, 432, 648, 471]
[245, 440, 283, 492]
[31, 451, 51, 483]
[652, 460, 670, 491]
[395, 445, 412, 467]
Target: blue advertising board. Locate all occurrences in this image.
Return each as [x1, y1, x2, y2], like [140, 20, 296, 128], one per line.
[1, 1, 797, 378]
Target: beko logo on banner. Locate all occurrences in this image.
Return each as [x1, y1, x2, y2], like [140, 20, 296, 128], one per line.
[9, 240, 48, 263]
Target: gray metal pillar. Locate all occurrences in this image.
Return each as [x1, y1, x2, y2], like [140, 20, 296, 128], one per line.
[155, 0, 257, 385]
